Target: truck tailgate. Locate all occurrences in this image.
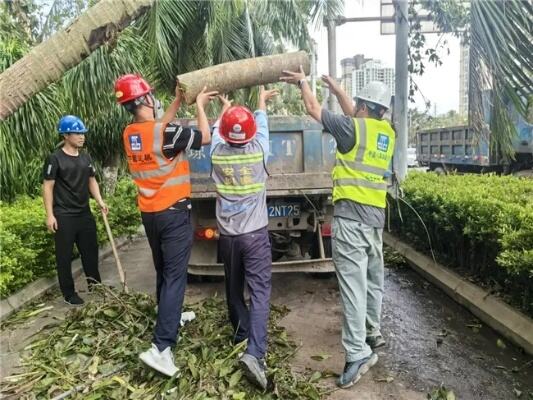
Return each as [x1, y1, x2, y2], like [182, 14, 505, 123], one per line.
[186, 116, 335, 197]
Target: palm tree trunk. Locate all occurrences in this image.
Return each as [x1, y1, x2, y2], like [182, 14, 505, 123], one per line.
[102, 153, 121, 196]
[0, 0, 154, 121]
[177, 51, 310, 105]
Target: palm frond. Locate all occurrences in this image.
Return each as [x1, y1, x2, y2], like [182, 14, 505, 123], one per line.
[469, 0, 533, 158]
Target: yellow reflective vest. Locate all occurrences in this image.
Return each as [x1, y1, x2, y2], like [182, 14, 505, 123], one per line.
[332, 117, 395, 208]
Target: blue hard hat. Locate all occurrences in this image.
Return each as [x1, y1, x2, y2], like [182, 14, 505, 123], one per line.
[57, 115, 88, 134]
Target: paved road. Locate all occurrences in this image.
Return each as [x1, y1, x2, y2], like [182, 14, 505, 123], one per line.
[1, 237, 531, 399]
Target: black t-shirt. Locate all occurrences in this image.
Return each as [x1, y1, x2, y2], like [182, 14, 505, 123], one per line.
[43, 149, 96, 216]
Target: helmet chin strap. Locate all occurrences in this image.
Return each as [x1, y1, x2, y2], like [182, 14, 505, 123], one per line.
[137, 93, 162, 119]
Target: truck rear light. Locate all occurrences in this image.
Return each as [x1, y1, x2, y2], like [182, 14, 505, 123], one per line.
[321, 223, 332, 237]
[195, 227, 219, 240]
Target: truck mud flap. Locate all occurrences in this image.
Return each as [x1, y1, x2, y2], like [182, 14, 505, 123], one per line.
[188, 258, 334, 275]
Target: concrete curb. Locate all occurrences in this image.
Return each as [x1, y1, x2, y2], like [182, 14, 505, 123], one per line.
[0, 237, 131, 321]
[383, 231, 533, 355]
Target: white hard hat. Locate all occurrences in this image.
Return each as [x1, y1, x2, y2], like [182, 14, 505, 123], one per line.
[355, 81, 391, 110]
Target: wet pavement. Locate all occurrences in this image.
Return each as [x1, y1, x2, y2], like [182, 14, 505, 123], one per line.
[1, 237, 532, 399]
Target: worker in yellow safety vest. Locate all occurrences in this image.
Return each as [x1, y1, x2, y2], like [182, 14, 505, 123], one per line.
[281, 67, 395, 389]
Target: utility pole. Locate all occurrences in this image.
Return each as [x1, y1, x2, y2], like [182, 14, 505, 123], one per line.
[311, 39, 318, 96]
[326, 17, 337, 111]
[393, 0, 409, 183]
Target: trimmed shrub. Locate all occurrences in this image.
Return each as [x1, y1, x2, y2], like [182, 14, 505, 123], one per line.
[390, 172, 533, 315]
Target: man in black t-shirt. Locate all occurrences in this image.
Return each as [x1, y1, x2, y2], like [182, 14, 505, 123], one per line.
[43, 115, 108, 305]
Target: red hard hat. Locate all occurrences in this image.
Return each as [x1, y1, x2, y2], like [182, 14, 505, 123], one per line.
[220, 106, 257, 144]
[114, 74, 152, 104]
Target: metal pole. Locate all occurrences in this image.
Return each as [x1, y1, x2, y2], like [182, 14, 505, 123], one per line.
[326, 17, 337, 112]
[310, 39, 317, 96]
[393, 0, 409, 183]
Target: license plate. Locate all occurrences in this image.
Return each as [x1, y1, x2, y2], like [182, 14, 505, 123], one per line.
[268, 203, 301, 217]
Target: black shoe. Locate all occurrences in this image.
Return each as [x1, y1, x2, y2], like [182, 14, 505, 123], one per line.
[64, 293, 84, 306]
[366, 335, 386, 349]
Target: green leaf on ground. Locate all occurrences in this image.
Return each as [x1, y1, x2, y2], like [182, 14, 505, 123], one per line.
[496, 339, 507, 349]
[0, 286, 323, 399]
[310, 353, 331, 361]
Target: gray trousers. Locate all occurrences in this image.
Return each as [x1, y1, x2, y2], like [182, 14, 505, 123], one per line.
[332, 216, 384, 362]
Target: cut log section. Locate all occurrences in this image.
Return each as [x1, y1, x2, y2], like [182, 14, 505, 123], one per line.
[177, 51, 310, 104]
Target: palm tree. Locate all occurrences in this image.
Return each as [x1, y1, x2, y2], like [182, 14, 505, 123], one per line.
[0, 0, 154, 120]
[468, 0, 532, 160]
[0, 0, 343, 200]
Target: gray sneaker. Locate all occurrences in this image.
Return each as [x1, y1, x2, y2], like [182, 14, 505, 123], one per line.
[366, 335, 386, 349]
[239, 353, 267, 390]
[337, 352, 378, 388]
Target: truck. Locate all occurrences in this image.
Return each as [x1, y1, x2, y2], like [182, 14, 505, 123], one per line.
[416, 104, 533, 174]
[180, 116, 337, 276]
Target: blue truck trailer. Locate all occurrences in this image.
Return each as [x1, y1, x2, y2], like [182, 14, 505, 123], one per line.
[416, 104, 533, 174]
[180, 116, 336, 275]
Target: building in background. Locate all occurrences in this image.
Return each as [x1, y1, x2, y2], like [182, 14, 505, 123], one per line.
[340, 54, 371, 99]
[339, 54, 395, 105]
[352, 59, 395, 100]
[459, 44, 469, 117]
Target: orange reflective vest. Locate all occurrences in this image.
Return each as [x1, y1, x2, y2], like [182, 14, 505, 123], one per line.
[122, 121, 191, 212]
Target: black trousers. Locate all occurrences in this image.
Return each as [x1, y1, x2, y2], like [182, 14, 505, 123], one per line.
[141, 208, 192, 351]
[54, 214, 101, 299]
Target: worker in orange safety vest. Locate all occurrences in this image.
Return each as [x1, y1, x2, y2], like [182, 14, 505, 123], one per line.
[115, 74, 217, 376]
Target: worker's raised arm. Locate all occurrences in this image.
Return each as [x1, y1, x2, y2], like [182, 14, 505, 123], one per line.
[159, 79, 182, 126]
[195, 86, 218, 145]
[280, 66, 322, 122]
[322, 75, 355, 116]
[257, 85, 279, 112]
[210, 95, 233, 155]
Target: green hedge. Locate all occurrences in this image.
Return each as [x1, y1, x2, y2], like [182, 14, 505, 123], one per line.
[0, 179, 140, 298]
[390, 172, 533, 315]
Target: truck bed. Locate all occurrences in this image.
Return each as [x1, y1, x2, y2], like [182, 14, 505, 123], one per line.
[185, 116, 335, 196]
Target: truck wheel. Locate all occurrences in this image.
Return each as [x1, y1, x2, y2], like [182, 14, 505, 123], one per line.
[311, 236, 335, 279]
[311, 236, 332, 259]
[187, 273, 205, 283]
[271, 250, 284, 262]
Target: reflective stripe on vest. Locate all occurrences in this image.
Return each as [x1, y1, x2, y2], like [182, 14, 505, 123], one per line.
[212, 152, 264, 164]
[123, 122, 191, 212]
[332, 118, 395, 208]
[211, 146, 266, 198]
[138, 175, 191, 197]
[215, 182, 265, 194]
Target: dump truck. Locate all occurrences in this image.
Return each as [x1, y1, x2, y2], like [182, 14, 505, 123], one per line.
[177, 116, 336, 275]
[416, 101, 533, 174]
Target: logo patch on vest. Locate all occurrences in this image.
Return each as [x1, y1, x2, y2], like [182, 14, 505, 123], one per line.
[377, 133, 389, 152]
[129, 134, 142, 151]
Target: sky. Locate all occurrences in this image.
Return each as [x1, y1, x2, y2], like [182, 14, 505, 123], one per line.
[310, 1, 461, 114]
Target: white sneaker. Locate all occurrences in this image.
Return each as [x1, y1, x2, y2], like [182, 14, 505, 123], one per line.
[139, 344, 179, 377]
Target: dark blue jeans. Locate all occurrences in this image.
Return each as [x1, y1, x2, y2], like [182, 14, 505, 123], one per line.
[219, 227, 272, 359]
[141, 208, 192, 351]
